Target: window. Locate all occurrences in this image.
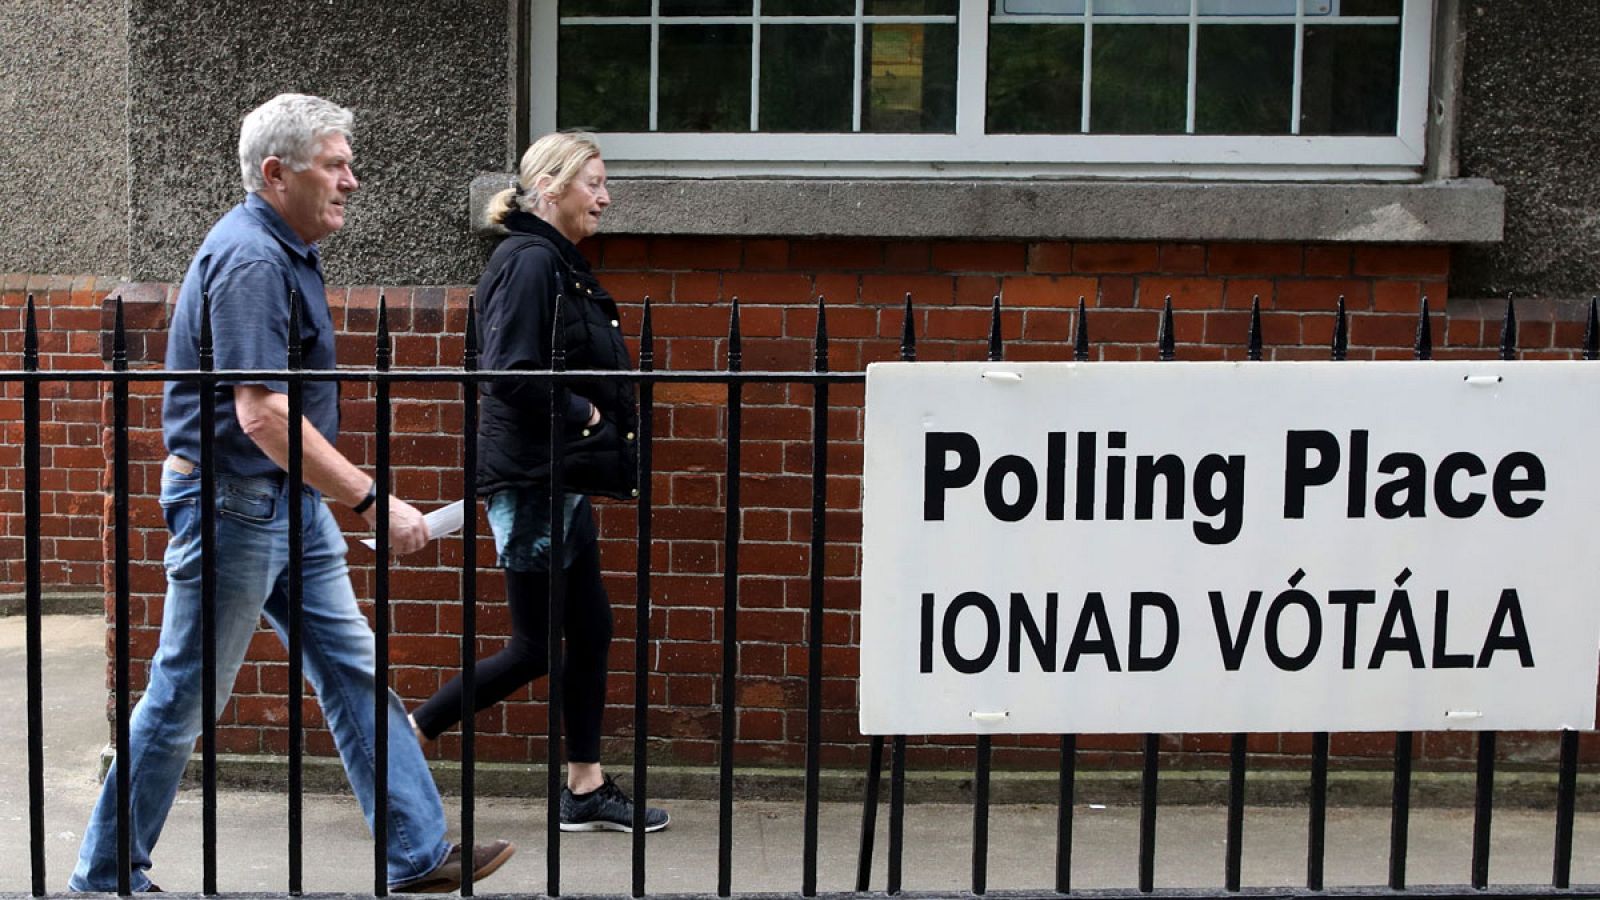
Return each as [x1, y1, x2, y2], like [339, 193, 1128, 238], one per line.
[528, 0, 1433, 177]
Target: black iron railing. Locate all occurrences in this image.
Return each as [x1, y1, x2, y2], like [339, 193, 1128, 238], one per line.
[5, 290, 1599, 900]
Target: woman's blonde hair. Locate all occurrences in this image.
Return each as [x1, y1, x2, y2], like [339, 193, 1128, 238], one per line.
[486, 131, 603, 227]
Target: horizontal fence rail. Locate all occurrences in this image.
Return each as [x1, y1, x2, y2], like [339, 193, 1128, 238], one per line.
[3, 290, 1599, 900]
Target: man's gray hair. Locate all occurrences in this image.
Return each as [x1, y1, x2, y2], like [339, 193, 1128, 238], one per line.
[238, 93, 354, 192]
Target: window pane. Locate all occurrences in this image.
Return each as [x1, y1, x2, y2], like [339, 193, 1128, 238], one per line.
[760, 25, 855, 131]
[1194, 25, 1292, 134]
[1091, 0, 1188, 14]
[1340, 0, 1399, 15]
[987, 24, 1084, 134]
[1300, 24, 1399, 135]
[558, 26, 651, 131]
[1089, 24, 1186, 134]
[862, 23, 957, 133]
[765, 0, 854, 15]
[868, 0, 959, 15]
[1196, 0, 1330, 13]
[659, 25, 753, 131]
[562, 0, 649, 16]
[660, 0, 750, 15]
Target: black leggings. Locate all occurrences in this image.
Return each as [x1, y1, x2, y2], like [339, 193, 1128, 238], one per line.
[411, 538, 614, 762]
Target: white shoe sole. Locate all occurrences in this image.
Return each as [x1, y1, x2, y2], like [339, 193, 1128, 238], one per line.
[560, 815, 670, 833]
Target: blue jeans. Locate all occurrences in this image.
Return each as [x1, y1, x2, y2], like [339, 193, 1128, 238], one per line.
[69, 461, 450, 892]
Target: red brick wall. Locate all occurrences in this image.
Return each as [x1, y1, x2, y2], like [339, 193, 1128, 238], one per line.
[5, 240, 1595, 771]
[0, 275, 130, 595]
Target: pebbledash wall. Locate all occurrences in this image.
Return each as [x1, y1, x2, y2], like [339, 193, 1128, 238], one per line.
[9, 239, 1597, 773]
[5, 0, 1600, 775]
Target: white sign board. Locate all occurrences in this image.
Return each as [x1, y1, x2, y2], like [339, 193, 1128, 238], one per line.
[859, 361, 1600, 735]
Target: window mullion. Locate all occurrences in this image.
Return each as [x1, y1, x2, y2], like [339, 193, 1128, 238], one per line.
[649, 0, 661, 131]
[852, 0, 865, 132]
[531, 0, 560, 134]
[751, 2, 762, 131]
[1081, 1, 1093, 133]
[1185, 0, 1198, 135]
[1290, 0, 1305, 135]
[955, 0, 989, 137]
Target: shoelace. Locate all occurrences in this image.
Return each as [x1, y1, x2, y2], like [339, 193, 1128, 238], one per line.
[598, 776, 628, 804]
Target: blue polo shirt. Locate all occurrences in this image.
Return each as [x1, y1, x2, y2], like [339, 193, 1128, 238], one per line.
[162, 193, 340, 478]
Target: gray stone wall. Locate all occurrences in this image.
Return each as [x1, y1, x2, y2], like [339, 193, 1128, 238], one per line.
[127, 0, 510, 285]
[0, 1, 129, 276]
[1452, 1, 1600, 301]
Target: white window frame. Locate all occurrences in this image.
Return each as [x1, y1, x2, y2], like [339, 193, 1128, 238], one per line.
[529, 0, 1434, 179]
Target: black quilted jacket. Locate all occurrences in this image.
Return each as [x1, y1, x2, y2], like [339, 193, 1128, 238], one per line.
[473, 211, 638, 499]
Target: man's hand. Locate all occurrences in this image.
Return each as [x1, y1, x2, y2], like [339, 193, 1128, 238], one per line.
[363, 494, 431, 556]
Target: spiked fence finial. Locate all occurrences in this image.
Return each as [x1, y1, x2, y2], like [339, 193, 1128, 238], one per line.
[727, 295, 743, 373]
[292, 290, 307, 369]
[640, 296, 655, 372]
[1331, 295, 1349, 361]
[550, 289, 567, 372]
[1157, 296, 1175, 361]
[900, 292, 917, 362]
[814, 295, 829, 373]
[1414, 296, 1433, 360]
[199, 291, 214, 372]
[1247, 295, 1262, 362]
[1584, 297, 1598, 361]
[1499, 293, 1518, 361]
[987, 294, 1003, 361]
[464, 293, 479, 371]
[375, 291, 391, 371]
[23, 293, 38, 373]
[1073, 296, 1090, 362]
[112, 295, 128, 372]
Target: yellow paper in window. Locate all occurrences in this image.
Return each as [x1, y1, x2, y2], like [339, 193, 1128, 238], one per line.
[869, 24, 925, 128]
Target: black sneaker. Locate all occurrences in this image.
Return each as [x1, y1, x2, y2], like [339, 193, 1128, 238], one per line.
[560, 775, 670, 833]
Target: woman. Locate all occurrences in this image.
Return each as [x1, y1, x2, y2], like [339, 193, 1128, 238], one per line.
[410, 131, 667, 833]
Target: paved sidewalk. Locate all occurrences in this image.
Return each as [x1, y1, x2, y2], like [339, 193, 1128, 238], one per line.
[5, 615, 1600, 895]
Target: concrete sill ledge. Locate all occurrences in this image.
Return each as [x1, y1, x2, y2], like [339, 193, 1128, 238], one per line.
[470, 175, 1504, 245]
[128, 751, 1586, 809]
[0, 590, 104, 617]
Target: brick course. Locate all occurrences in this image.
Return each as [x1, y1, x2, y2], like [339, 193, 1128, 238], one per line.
[4, 239, 1593, 773]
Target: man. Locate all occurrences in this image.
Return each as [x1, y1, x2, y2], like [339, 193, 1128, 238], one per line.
[69, 93, 513, 893]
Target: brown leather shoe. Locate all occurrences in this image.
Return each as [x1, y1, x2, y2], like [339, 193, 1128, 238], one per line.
[391, 840, 516, 893]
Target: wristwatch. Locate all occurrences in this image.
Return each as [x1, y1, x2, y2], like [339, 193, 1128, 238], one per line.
[352, 479, 379, 515]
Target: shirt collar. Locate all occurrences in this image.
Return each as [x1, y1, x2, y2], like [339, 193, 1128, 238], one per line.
[504, 210, 591, 274]
[245, 192, 319, 264]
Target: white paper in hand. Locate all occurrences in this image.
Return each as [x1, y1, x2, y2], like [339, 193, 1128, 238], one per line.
[360, 499, 465, 550]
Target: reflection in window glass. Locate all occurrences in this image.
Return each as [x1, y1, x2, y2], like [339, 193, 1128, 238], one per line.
[1195, 25, 1293, 134]
[561, 0, 649, 16]
[862, 23, 957, 133]
[659, 25, 753, 131]
[1091, 0, 1187, 14]
[559, 26, 651, 131]
[867, 0, 959, 14]
[1340, 0, 1400, 14]
[1300, 23, 1399, 135]
[1195, 0, 1333, 13]
[659, 0, 750, 14]
[761, 25, 855, 131]
[764, 0, 854, 15]
[987, 24, 1084, 134]
[1090, 24, 1187, 134]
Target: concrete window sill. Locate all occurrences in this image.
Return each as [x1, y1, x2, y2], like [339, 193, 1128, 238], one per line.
[468, 175, 1504, 245]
